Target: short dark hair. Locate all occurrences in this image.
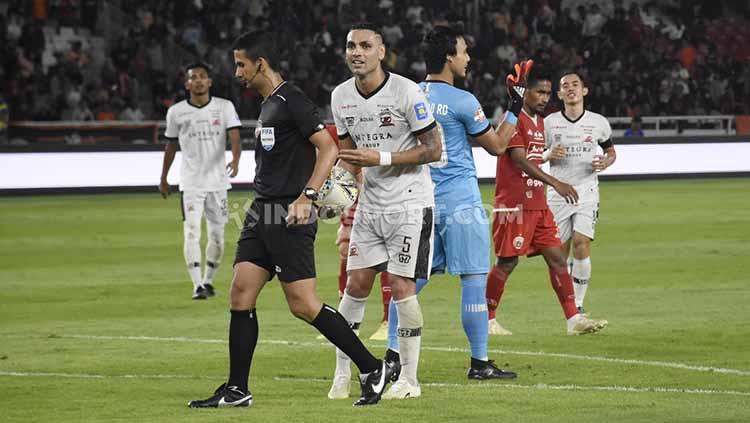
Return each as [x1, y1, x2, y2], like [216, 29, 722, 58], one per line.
[526, 62, 553, 89]
[232, 30, 279, 69]
[348, 22, 383, 40]
[422, 25, 462, 74]
[184, 62, 212, 76]
[558, 69, 587, 87]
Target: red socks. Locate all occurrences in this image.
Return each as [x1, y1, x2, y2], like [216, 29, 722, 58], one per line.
[380, 272, 391, 321]
[486, 267, 509, 320]
[549, 266, 578, 319]
[338, 259, 347, 298]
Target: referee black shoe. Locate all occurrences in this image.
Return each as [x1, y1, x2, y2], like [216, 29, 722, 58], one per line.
[384, 348, 401, 382]
[192, 285, 208, 300]
[188, 383, 253, 408]
[203, 283, 216, 297]
[467, 358, 517, 380]
[354, 361, 392, 406]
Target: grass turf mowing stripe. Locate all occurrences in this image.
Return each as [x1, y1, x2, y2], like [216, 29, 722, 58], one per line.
[5, 333, 749, 377]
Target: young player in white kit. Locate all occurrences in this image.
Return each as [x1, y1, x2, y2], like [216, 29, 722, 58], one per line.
[543, 71, 617, 313]
[160, 62, 242, 300]
[328, 23, 443, 400]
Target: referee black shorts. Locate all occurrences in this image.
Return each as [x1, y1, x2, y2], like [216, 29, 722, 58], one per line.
[234, 198, 317, 283]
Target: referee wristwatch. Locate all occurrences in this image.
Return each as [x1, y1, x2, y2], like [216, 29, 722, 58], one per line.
[303, 187, 319, 201]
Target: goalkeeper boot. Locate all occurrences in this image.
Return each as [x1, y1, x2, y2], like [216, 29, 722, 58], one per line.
[188, 383, 252, 408]
[467, 358, 517, 380]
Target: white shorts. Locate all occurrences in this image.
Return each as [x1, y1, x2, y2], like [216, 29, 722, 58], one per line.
[549, 200, 598, 242]
[181, 190, 229, 225]
[346, 207, 434, 280]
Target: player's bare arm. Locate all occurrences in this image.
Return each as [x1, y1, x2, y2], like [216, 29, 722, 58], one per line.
[287, 129, 339, 226]
[226, 128, 242, 177]
[542, 144, 566, 163]
[593, 145, 616, 171]
[159, 142, 178, 198]
[509, 147, 578, 204]
[396, 124, 443, 164]
[335, 135, 362, 176]
[475, 121, 514, 156]
[338, 125, 442, 166]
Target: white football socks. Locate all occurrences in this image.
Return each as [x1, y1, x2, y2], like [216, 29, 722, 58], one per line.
[394, 295, 423, 386]
[334, 293, 367, 378]
[571, 257, 592, 308]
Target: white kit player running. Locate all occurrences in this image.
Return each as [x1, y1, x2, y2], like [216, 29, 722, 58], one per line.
[543, 70, 616, 313]
[160, 62, 242, 300]
[328, 23, 443, 401]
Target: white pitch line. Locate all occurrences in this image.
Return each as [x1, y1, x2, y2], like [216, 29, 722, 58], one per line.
[1, 370, 748, 398]
[272, 376, 750, 397]
[0, 370, 215, 380]
[6, 333, 750, 377]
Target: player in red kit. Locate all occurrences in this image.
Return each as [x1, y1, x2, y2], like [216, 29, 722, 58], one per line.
[485, 63, 607, 336]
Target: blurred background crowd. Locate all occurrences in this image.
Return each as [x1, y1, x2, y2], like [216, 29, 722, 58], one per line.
[1, 0, 749, 126]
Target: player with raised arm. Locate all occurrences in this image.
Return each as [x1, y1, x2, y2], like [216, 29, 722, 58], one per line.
[543, 70, 616, 315]
[382, 25, 518, 379]
[160, 62, 242, 300]
[328, 22, 442, 400]
[484, 63, 608, 336]
[188, 30, 392, 409]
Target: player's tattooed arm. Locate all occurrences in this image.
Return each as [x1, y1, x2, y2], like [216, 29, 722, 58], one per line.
[338, 124, 442, 167]
[509, 147, 579, 204]
[393, 124, 442, 165]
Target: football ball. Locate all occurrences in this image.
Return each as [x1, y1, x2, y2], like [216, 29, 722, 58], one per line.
[315, 166, 359, 220]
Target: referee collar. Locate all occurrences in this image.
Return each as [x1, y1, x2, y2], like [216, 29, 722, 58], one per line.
[356, 71, 390, 99]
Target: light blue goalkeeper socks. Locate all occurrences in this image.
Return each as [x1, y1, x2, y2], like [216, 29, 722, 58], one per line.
[460, 274, 489, 361]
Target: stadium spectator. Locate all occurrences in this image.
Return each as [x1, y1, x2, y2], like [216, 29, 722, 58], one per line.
[1, 1, 749, 122]
[624, 116, 645, 137]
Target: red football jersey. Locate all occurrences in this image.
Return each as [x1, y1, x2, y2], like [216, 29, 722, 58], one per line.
[494, 110, 548, 210]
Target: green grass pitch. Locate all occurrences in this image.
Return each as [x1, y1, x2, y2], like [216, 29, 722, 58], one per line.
[1, 178, 749, 422]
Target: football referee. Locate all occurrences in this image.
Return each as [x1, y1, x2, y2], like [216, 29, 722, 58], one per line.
[188, 30, 393, 409]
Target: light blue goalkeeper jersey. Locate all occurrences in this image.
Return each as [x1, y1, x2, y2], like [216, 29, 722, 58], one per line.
[419, 80, 491, 213]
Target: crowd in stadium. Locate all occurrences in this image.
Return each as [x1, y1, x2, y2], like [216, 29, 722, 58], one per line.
[1, 0, 748, 126]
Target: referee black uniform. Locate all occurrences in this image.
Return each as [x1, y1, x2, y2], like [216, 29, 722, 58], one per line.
[235, 81, 326, 282]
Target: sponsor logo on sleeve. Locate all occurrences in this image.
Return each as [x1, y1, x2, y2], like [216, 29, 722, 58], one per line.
[414, 102, 428, 120]
[473, 107, 486, 122]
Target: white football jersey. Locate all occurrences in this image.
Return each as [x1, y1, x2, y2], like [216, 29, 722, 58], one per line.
[165, 97, 242, 192]
[544, 110, 612, 199]
[331, 72, 437, 213]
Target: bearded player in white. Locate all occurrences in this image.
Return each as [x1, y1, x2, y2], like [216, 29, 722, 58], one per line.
[543, 71, 616, 314]
[328, 22, 443, 400]
[160, 62, 242, 300]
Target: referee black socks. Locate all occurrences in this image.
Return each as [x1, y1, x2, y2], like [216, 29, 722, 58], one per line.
[227, 309, 258, 392]
[311, 304, 380, 374]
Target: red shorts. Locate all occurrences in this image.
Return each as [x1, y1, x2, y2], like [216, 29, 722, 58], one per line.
[493, 208, 561, 257]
